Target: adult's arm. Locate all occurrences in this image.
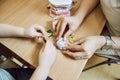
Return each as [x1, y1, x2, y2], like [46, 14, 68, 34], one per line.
[53, 0, 100, 41]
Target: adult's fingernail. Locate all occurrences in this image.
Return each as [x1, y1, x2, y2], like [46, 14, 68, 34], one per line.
[56, 37, 60, 40]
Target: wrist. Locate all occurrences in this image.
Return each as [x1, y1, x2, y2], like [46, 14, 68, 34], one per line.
[37, 66, 50, 71]
[23, 28, 32, 38]
[101, 36, 115, 50]
[31, 66, 49, 80]
[15, 27, 25, 37]
[39, 63, 51, 71]
[72, 15, 84, 27]
[101, 36, 106, 47]
[37, 65, 50, 76]
[95, 36, 106, 49]
[74, 14, 84, 22]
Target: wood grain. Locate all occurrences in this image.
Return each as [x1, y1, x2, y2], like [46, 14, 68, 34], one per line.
[0, 0, 106, 80]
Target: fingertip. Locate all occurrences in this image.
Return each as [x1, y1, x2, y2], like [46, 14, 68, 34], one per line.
[64, 46, 68, 49]
[62, 51, 67, 54]
[53, 17, 59, 20]
[65, 39, 71, 45]
[63, 37, 67, 42]
[56, 37, 59, 40]
[57, 32, 63, 40]
[56, 36, 61, 40]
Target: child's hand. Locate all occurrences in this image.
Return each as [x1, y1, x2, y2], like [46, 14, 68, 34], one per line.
[39, 39, 57, 68]
[24, 24, 46, 38]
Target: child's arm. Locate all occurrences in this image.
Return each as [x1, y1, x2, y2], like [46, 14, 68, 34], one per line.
[0, 24, 46, 38]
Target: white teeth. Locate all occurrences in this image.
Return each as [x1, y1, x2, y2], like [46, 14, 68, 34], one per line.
[48, 0, 73, 18]
[56, 10, 58, 13]
[60, 9, 62, 14]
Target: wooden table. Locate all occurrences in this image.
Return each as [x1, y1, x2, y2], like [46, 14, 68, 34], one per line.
[0, 0, 106, 80]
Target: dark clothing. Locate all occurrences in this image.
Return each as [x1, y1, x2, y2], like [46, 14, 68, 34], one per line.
[5, 68, 52, 80]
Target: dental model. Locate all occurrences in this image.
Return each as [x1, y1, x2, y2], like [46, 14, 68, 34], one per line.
[49, 0, 72, 7]
[56, 38, 68, 50]
[48, 0, 72, 18]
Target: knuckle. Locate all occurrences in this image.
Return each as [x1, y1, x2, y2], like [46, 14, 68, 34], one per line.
[72, 54, 78, 59]
[85, 53, 91, 59]
[72, 54, 76, 57]
[74, 57, 79, 60]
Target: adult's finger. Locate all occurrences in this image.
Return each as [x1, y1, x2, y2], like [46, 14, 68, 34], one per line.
[52, 19, 59, 31]
[64, 29, 73, 43]
[74, 38, 85, 45]
[62, 51, 88, 60]
[57, 18, 68, 39]
[55, 18, 63, 37]
[65, 44, 84, 52]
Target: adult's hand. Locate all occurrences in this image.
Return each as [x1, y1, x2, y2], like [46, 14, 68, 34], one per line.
[52, 16, 83, 43]
[62, 36, 106, 60]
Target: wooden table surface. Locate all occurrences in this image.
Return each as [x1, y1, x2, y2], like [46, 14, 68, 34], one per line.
[0, 0, 106, 80]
